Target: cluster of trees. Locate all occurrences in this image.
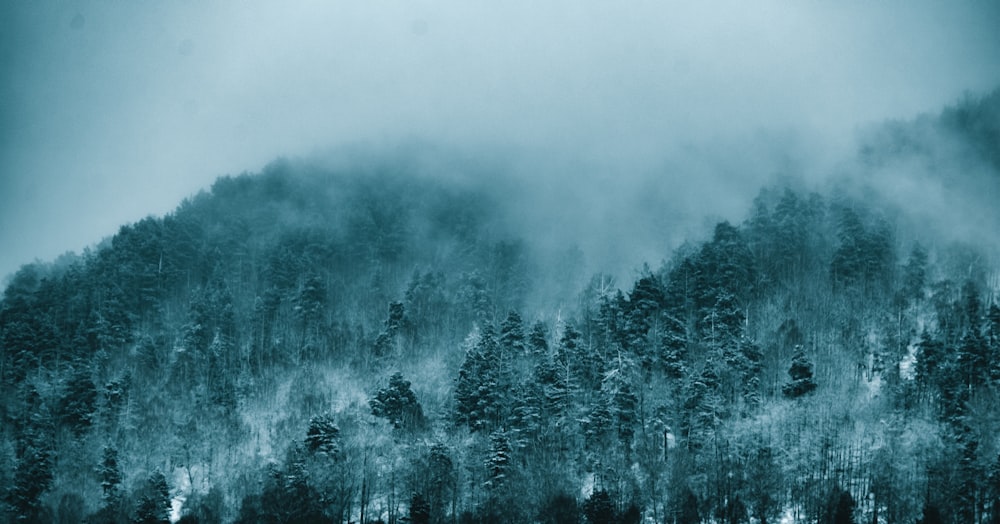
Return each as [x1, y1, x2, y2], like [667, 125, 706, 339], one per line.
[2, 92, 1000, 523]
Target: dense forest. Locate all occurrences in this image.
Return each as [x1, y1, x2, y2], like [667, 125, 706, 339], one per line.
[2, 92, 1000, 524]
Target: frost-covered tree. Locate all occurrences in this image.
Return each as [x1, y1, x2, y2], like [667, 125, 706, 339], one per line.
[782, 346, 817, 398]
[370, 371, 425, 430]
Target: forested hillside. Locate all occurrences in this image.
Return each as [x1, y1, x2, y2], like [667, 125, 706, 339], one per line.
[2, 92, 1000, 524]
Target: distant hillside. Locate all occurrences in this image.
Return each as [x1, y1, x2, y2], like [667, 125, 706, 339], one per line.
[2, 94, 1000, 524]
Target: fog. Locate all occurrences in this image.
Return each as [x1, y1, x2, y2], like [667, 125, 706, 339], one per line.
[2, 1, 999, 281]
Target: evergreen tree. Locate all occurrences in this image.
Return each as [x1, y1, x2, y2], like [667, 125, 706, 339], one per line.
[510, 381, 543, 447]
[528, 321, 550, 359]
[582, 395, 614, 453]
[900, 243, 928, 304]
[499, 310, 526, 356]
[660, 312, 688, 379]
[915, 330, 946, 389]
[409, 491, 431, 524]
[677, 488, 701, 524]
[828, 488, 856, 524]
[304, 414, 341, 457]
[485, 431, 513, 493]
[613, 381, 638, 455]
[782, 346, 817, 398]
[682, 361, 723, 448]
[989, 303, 1000, 383]
[583, 489, 615, 524]
[916, 503, 944, 524]
[133, 470, 171, 524]
[99, 445, 123, 501]
[563, 323, 602, 392]
[454, 327, 505, 432]
[373, 301, 406, 359]
[8, 443, 54, 523]
[59, 366, 97, 437]
[537, 494, 580, 524]
[370, 371, 425, 430]
[7, 386, 54, 523]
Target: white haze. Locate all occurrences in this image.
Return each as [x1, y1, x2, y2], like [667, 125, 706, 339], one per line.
[2, 1, 999, 281]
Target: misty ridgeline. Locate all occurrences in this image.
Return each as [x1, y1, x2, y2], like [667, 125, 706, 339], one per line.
[3, 92, 1000, 524]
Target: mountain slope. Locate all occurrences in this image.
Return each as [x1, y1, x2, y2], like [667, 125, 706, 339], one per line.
[2, 94, 1000, 524]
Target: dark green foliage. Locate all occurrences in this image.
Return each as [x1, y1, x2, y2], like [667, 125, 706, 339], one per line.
[613, 382, 638, 452]
[829, 205, 895, 291]
[677, 488, 701, 524]
[305, 414, 341, 457]
[782, 346, 817, 398]
[916, 503, 944, 524]
[8, 444, 54, 523]
[454, 326, 508, 432]
[373, 301, 406, 359]
[717, 496, 748, 524]
[412, 443, 454, 522]
[659, 312, 688, 379]
[528, 321, 549, 358]
[831, 489, 855, 524]
[537, 493, 580, 524]
[99, 446, 122, 500]
[914, 330, 946, 389]
[510, 381, 543, 446]
[582, 396, 614, 451]
[370, 372, 424, 430]
[583, 489, 614, 524]
[59, 366, 97, 437]
[900, 243, 928, 304]
[744, 444, 781, 524]
[133, 471, 171, 524]
[409, 492, 431, 524]
[234, 453, 328, 524]
[682, 361, 723, 446]
[499, 310, 526, 356]
[485, 431, 513, 492]
[564, 323, 602, 391]
[620, 503, 641, 524]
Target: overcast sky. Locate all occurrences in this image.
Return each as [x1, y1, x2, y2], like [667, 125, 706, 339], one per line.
[2, 1, 999, 281]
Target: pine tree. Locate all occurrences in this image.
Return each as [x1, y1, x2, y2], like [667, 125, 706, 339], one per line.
[916, 504, 944, 524]
[133, 470, 171, 524]
[915, 330, 946, 389]
[59, 366, 97, 437]
[677, 488, 701, 524]
[989, 303, 1000, 383]
[613, 381, 638, 455]
[583, 489, 615, 524]
[373, 301, 406, 359]
[510, 381, 543, 447]
[829, 488, 856, 524]
[421, 443, 455, 522]
[500, 311, 526, 356]
[409, 492, 431, 524]
[582, 395, 614, 453]
[660, 312, 688, 379]
[782, 346, 817, 398]
[8, 386, 54, 523]
[528, 320, 550, 359]
[99, 445, 123, 500]
[304, 414, 341, 458]
[563, 323, 602, 392]
[485, 431, 513, 492]
[682, 361, 723, 448]
[8, 444, 54, 523]
[900, 243, 928, 304]
[454, 327, 504, 432]
[370, 371, 425, 430]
